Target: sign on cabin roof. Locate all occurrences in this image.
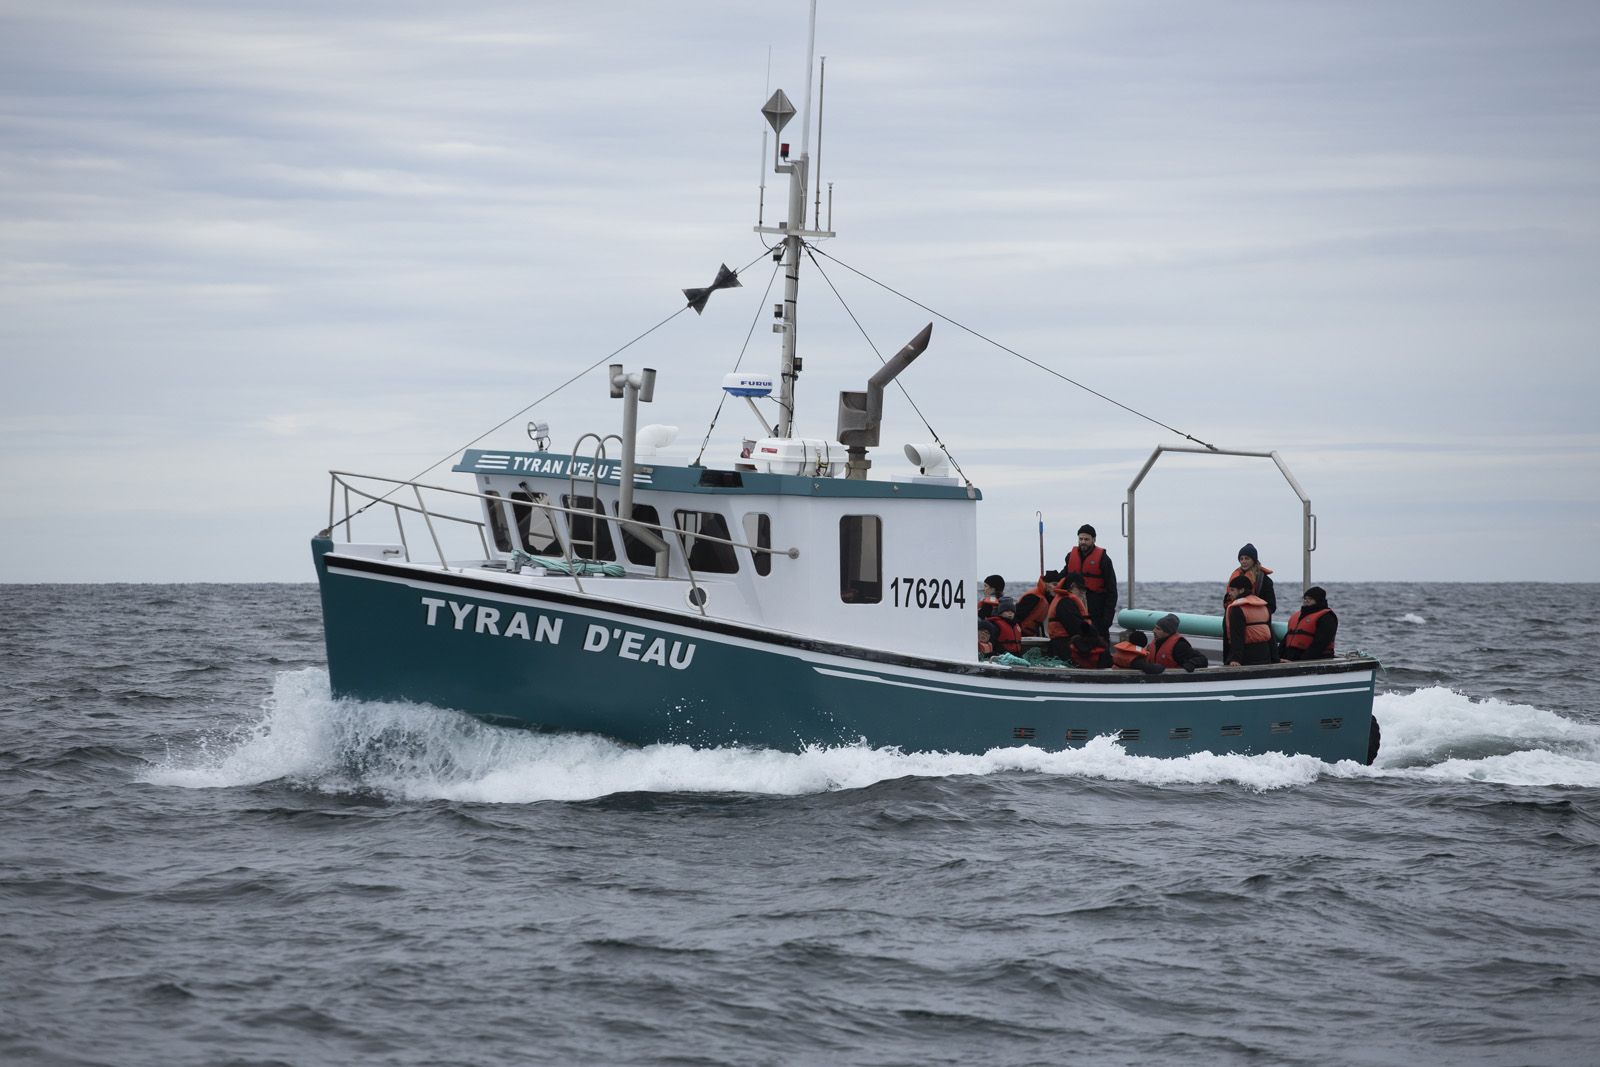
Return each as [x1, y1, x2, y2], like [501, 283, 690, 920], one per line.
[452, 450, 980, 501]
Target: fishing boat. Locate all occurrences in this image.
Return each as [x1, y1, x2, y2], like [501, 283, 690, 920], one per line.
[310, 17, 1380, 764]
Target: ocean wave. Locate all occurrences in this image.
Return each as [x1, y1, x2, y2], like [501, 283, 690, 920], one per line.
[140, 670, 1600, 802]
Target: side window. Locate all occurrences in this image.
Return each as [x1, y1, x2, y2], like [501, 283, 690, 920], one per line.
[743, 513, 772, 577]
[674, 510, 740, 574]
[561, 495, 617, 561]
[484, 490, 513, 553]
[511, 490, 561, 554]
[615, 502, 664, 566]
[839, 515, 882, 603]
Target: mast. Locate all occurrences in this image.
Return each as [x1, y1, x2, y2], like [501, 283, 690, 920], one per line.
[755, 0, 834, 438]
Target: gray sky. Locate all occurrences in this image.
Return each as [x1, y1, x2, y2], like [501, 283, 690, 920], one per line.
[3, 0, 1597, 583]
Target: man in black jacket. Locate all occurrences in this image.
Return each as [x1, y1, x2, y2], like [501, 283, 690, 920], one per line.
[1147, 614, 1208, 672]
[1280, 586, 1338, 660]
[1063, 524, 1118, 640]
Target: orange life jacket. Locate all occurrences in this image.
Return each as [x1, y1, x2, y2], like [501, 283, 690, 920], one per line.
[1069, 641, 1105, 670]
[1223, 564, 1273, 607]
[1148, 632, 1183, 669]
[1046, 590, 1094, 639]
[1226, 595, 1273, 649]
[977, 594, 999, 618]
[1015, 579, 1051, 636]
[1284, 607, 1334, 655]
[1066, 546, 1109, 593]
[990, 616, 1022, 656]
[1112, 641, 1149, 669]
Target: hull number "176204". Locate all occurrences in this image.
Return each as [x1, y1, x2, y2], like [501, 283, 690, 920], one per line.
[889, 577, 966, 610]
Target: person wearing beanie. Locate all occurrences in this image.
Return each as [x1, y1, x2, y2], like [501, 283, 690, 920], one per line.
[1224, 543, 1276, 616]
[1148, 614, 1208, 672]
[1046, 572, 1109, 668]
[1281, 586, 1338, 661]
[1061, 523, 1118, 641]
[978, 573, 1006, 619]
[987, 596, 1022, 656]
[1224, 573, 1276, 666]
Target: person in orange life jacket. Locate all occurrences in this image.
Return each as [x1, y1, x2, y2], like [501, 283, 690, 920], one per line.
[978, 574, 1006, 619]
[1047, 572, 1109, 668]
[977, 624, 994, 657]
[1063, 525, 1118, 639]
[1280, 586, 1338, 661]
[1147, 613, 1208, 672]
[981, 597, 1023, 656]
[1225, 543, 1276, 616]
[1225, 574, 1277, 666]
[1012, 570, 1059, 637]
[1112, 629, 1166, 675]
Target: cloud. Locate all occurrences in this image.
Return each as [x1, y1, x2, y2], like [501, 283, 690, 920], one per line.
[1, 0, 1597, 581]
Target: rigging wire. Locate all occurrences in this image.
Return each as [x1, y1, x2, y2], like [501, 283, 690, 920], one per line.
[806, 244, 1220, 452]
[803, 246, 974, 488]
[693, 259, 783, 465]
[348, 243, 782, 521]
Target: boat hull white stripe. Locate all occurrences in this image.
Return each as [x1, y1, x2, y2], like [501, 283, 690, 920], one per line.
[812, 666, 1370, 705]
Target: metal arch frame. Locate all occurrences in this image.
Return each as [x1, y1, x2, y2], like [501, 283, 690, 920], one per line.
[1119, 446, 1316, 610]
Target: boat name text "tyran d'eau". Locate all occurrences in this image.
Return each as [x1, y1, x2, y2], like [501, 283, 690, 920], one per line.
[419, 596, 695, 670]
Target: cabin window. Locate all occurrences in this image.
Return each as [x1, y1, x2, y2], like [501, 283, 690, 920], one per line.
[484, 491, 513, 553]
[839, 515, 882, 604]
[743, 513, 772, 576]
[511, 490, 561, 554]
[561, 495, 617, 561]
[673, 510, 740, 574]
[615, 502, 664, 566]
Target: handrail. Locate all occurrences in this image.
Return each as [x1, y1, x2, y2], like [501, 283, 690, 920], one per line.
[1122, 446, 1314, 610]
[324, 470, 800, 581]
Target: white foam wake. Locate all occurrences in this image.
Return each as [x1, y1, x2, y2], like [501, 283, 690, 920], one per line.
[141, 670, 1600, 801]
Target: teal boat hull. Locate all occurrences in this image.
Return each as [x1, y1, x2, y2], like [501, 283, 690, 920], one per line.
[313, 539, 1379, 761]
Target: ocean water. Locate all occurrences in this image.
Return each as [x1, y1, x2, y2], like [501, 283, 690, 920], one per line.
[3, 582, 1599, 1066]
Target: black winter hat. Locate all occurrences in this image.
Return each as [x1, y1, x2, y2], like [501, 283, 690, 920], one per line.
[1156, 613, 1180, 634]
[1078, 524, 1096, 538]
[1238, 543, 1259, 561]
[996, 596, 1016, 615]
[1305, 586, 1327, 603]
[983, 574, 1005, 595]
[1229, 574, 1254, 592]
[1061, 572, 1087, 590]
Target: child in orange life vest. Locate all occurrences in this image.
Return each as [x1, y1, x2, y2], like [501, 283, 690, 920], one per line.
[1111, 630, 1166, 675]
[988, 597, 1023, 656]
[1225, 574, 1276, 666]
[977, 574, 1005, 619]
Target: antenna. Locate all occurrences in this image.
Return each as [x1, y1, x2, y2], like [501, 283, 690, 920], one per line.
[758, 46, 771, 227]
[813, 56, 826, 231]
[799, 0, 818, 160]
